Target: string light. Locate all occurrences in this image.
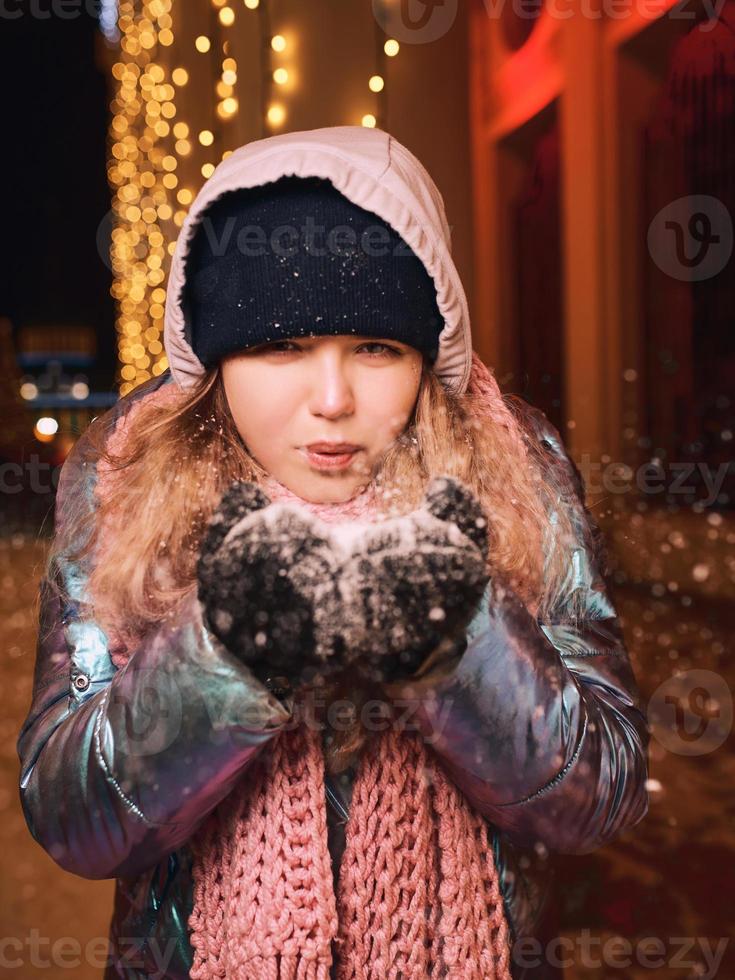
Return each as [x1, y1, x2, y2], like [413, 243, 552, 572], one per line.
[195, 35, 211, 53]
[217, 96, 239, 118]
[367, 19, 398, 128]
[266, 19, 293, 129]
[267, 103, 286, 127]
[108, 0, 189, 393]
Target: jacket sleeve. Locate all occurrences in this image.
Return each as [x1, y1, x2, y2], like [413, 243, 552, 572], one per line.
[391, 402, 650, 856]
[17, 424, 293, 882]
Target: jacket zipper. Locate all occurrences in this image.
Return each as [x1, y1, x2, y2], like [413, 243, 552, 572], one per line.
[324, 777, 349, 824]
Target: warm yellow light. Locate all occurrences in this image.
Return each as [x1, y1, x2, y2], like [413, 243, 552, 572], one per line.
[195, 35, 211, 53]
[244, 0, 259, 7]
[162, 154, 177, 171]
[173, 121, 189, 138]
[35, 417, 58, 437]
[159, 29, 173, 46]
[201, 163, 215, 178]
[175, 139, 192, 155]
[199, 129, 215, 146]
[217, 97, 239, 118]
[368, 74, 384, 92]
[271, 34, 286, 52]
[267, 103, 286, 126]
[273, 67, 288, 85]
[361, 114, 377, 128]
[177, 188, 193, 205]
[222, 68, 237, 85]
[172, 67, 189, 86]
[219, 6, 235, 26]
[384, 39, 400, 56]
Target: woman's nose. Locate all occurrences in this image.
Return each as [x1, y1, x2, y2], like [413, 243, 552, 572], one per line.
[307, 356, 355, 418]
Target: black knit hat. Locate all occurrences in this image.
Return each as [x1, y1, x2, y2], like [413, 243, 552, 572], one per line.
[181, 175, 444, 366]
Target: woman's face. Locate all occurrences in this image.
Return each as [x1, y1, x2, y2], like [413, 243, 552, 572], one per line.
[221, 334, 424, 503]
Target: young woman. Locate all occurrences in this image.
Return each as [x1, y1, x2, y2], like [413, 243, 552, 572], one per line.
[18, 125, 650, 980]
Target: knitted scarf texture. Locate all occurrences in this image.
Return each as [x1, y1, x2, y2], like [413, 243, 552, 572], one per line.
[96, 353, 518, 979]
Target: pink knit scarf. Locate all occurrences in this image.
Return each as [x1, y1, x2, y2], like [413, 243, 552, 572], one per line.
[97, 353, 518, 978]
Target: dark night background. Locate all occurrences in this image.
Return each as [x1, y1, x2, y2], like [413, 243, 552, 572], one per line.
[0, 5, 116, 391]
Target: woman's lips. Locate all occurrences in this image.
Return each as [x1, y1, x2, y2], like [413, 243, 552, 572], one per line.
[299, 447, 360, 470]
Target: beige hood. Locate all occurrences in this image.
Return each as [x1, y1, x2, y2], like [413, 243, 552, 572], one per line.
[163, 125, 473, 394]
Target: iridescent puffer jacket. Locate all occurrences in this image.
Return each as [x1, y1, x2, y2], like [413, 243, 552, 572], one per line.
[17, 369, 650, 980]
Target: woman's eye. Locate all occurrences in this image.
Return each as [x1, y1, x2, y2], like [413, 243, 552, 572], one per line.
[262, 341, 296, 354]
[261, 341, 399, 357]
[359, 343, 400, 357]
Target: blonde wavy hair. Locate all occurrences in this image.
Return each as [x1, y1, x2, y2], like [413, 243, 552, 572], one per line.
[47, 357, 582, 773]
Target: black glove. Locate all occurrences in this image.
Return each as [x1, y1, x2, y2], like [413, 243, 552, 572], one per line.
[337, 475, 490, 684]
[196, 480, 343, 698]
